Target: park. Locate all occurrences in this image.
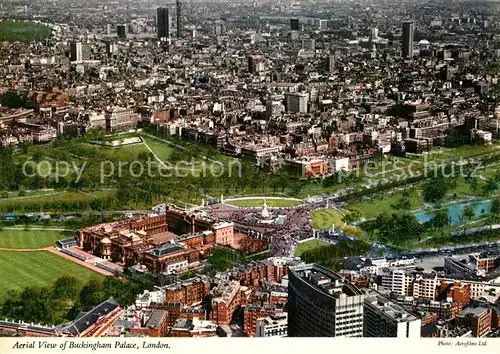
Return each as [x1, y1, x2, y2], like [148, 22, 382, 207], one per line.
[0, 21, 51, 42]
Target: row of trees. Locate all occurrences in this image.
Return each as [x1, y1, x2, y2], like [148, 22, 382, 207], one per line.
[300, 239, 372, 271]
[0, 275, 153, 325]
[363, 213, 425, 246]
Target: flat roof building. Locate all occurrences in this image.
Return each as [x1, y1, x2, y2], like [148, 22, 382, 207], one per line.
[256, 313, 288, 337]
[287, 264, 364, 337]
[364, 291, 421, 338]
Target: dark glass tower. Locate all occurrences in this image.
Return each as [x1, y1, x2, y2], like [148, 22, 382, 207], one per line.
[402, 21, 415, 58]
[176, 0, 182, 37]
[157, 7, 170, 39]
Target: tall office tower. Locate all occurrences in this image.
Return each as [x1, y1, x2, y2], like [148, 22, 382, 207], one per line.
[106, 24, 112, 36]
[247, 55, 264, 74]
[213, 23, 226, 36]
[157, 7, 170, 39]
[82, 45, 91, 61]
[290, 18, 300, 31]
[326, 55, 335, 74]
[286, 92, 308, 114]
[70, 41, 83, 62]
[176, 0, 182, 37]
[363, 292, 422, 338]
[370, 27, 379, 41]
[105, 41, 116, 55]
[402, 21, 415, 58]
[116, 25, 127, 39]
[287, 264, 365, 337]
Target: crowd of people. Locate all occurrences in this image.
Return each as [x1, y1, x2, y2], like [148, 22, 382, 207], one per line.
[206, 200, 330, 257]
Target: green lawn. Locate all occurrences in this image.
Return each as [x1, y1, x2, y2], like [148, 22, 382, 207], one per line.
[0, 230, 72, 249]
[311, 209, 344, 230]
[226, 198, 302, 208]
[142, 137, 175, 161]
[310, 209, 365, 239]
[0, 189, 117, 212]
[0, 251, 103, 302]
[483, 165, 499, 181]
[4, 191, 55, 199]
[347, 189, 424, 218]
[0, 21, 51, 42]
[448, 177, 486, 197]
[88, 143, 151, 161]
[295, 240, 329, 257]
[0, 191, 99, 207]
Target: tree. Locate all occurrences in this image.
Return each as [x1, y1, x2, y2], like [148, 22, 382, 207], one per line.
[481, 180, 497, 196]
[461, 205, 475, 236]
[52, 276, 79, 300]
[430, 209, 450, 237]
[463, 206, 475, 222]
[342, 209, 362, 225]
[0, 191, 8, 198]
[17, 287, 54, 324]
[404, 214, 425, 243]
[491, 197, 500, 216]
[469, 178, 478, 192]
[79, 279, 105, 309]
[487, 214, 500, 231]
[422, 178, 449, 203]
[391, 197, 411, 211]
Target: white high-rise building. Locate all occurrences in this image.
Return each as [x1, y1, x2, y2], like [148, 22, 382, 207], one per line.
[256, 313, 288, 337]
[364, 292, 421, 338]
[70, 41, 83, 62]
[286, 92, 308, 114]
[379, 269, 407, 296]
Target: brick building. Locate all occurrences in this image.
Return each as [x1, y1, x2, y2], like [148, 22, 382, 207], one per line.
[164, 276, 211, 306]
[77, 213, 235, 273]
[229, 258, 295, 287]
[456, 307, 492, 337]
[210, 281, 249, 325]
[470, 252, 500, 273]
[243, 306, 281, 337]
[403, 299, 463, 320]
[437, 281, 471, 307]
[131, 310, 168, 337]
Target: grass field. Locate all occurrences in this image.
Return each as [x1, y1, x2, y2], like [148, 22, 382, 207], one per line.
[0, 230, 71, 249]
[0, 250, 103, 301]
[294, 240, 329, 257]
[226, 198, 302, 208]
[347, 189, 424, 218]
[0, 190, 116, 210]
[311, 209, 344, 229]
[83, 142, 151, 161]
[0, 21, 51, 42]
[310, 209, 365, 239]
[142, 136, 175, 161]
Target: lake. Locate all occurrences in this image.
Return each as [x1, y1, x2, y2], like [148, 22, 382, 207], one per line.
[415, 200, 492, 225]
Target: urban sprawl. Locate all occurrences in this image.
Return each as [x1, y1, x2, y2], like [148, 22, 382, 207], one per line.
[0, 0, 500, 340]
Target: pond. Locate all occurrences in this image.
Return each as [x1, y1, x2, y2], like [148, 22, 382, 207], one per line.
[415, 200, 492, 225]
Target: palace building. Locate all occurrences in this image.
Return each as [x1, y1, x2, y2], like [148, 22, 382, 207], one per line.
[77, 206, 235, 273]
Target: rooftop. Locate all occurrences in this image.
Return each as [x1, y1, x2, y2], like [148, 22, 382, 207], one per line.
[365, 291, 420, 323]
[290, 263, 363, 298]
[146, 243, 185, 258]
